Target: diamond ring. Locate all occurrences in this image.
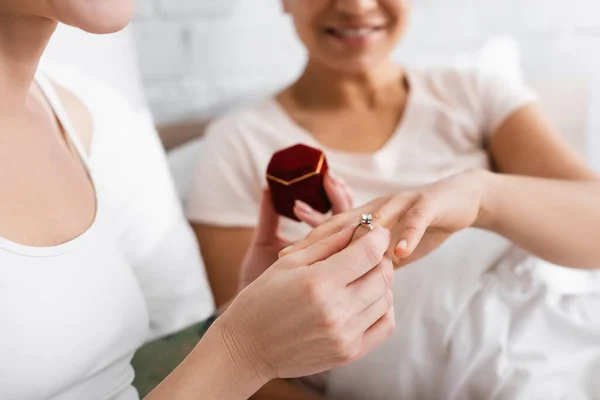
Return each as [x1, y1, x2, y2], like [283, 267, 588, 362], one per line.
[360, 213, 374, 230]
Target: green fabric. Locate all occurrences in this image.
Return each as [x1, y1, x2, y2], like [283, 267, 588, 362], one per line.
[132, 317, 217, 397]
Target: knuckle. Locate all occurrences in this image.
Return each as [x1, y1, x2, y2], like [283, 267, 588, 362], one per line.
[417, 198, 437, 216]
[385, 258, 396, 284]
[363, 237, 384, 265]
[305, 230, 320, 243]
[383, 321, 397, 340]
[379, 262, 395, 289]
[397, 191, 417, 204]
[406, 205, 427, 220]
[333, 336, 360, 365]
[407, 204, 423, 216]
[321, 307, 350, 335]
[384, 290, 394, 308]
[309, 225, 331, 241]
[302, 275, 326, 305]
[418, 192, 434, 205]
[401, 225, 420, 236]
[387, 314, 397, 336]
[322, 308, 342, 332]
[329, 214, 347, 226]
[309, 217, 326, 229]
[284, 253, 304, 268]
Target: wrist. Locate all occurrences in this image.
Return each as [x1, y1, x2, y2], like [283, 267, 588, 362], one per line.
[146, 314, 269, 400]
[185, 317, 269, 400]
[471, 169, 498, 231]
[211, 313, 272, 393]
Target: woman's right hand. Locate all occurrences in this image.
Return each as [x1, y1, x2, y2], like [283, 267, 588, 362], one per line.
[217, 224, 395, 384]
[293, 172, 354, 228]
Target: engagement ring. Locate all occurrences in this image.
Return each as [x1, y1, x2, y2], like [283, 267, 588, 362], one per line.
[360, 213, 374, 230]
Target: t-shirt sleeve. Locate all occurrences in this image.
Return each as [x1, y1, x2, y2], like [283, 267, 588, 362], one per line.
[469, 69, 538, 138]
[185, 117, 263, 228]
[63, 71, 215, 341]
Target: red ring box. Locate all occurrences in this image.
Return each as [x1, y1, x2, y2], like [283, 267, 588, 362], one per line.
[266, 144, 332, 221]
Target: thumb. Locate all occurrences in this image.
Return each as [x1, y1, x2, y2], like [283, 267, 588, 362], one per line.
[255, 189, 280, 244]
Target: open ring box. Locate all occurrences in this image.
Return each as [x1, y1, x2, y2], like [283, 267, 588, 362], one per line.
[266, 144, 332, 221]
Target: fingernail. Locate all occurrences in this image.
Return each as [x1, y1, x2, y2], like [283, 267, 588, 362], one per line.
[294, 200, 313, 213]
[396, 240, 408, 251]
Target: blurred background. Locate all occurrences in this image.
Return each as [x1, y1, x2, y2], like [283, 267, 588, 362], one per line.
[130, 0, 600, 124]
[42, 0, 600, 192]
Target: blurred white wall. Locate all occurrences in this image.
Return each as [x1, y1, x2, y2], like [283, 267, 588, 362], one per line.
[131, 0, 600, 165]
[41, 25, 148, 113]
[131, 1, 600, 114]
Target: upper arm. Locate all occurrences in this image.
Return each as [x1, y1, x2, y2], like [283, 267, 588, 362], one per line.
[464, 68, 598, 181]
[192, 224, 255, 307]
[185, 117, 265, 307]
[489, 103, 599, 180]
[157, 119, 212, 151]
[185, 119, 263, 227]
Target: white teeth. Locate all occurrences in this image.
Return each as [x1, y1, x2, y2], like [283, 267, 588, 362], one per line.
[334, 27, 375, 38]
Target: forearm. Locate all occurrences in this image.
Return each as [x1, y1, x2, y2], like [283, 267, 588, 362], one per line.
[476, 170, 600, 269]
[146, 318, 266, 400]
[192, 224, 254, 307]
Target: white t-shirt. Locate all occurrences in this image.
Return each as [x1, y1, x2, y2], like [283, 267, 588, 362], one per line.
[0, 71, 213, 400]
[187, 68, 600, 398]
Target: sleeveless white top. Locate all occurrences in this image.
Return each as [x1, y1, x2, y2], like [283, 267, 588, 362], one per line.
[0, 72, 213, 400]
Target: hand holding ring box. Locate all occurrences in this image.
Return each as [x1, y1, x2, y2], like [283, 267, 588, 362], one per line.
[266, 144, 332, 221]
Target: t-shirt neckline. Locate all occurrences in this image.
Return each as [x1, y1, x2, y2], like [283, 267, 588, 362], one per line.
[267, 68, 417, 159]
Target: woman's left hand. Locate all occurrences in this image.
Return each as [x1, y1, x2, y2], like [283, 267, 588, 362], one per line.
[282, 170, 487, 268]
[293, 172, 354, 227]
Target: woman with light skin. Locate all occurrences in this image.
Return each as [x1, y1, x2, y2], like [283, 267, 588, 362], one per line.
[188, 0, 600, 398]
[0, 1, 397, 399]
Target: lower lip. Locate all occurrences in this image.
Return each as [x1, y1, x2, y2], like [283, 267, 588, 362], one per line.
[325, 29, 385, 46]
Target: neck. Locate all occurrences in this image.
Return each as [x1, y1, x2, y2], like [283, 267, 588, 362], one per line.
[291, 58, 405, 108]
[0, 14, 57, 112]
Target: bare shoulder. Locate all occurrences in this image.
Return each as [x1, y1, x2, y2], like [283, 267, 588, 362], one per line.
[51, 81, 94, 155]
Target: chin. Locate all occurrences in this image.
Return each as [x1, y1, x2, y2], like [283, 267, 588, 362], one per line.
[77, 14, 133, 34]
[51, 0, 134, 34]
[325, 55, 389, 75]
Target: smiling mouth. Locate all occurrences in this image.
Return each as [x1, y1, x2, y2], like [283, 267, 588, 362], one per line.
[324, 26, 385, 39]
